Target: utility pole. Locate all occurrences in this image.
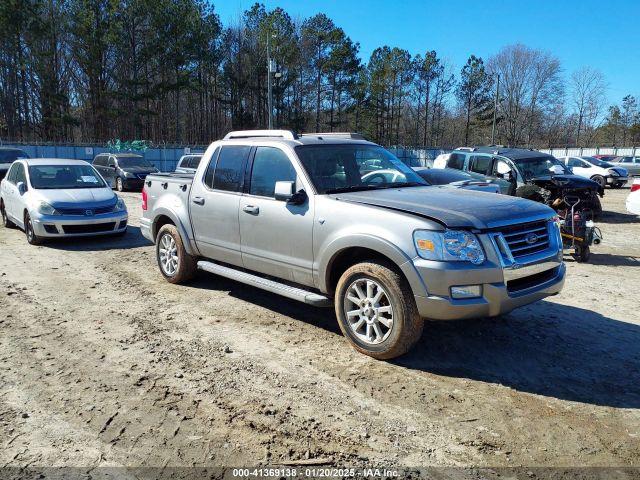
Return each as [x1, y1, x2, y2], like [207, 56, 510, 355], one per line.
[491, 74, 500, 145]
[267, 35, 274, 130]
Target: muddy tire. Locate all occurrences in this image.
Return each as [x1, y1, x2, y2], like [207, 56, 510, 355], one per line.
[1, 200, 15, 228]
[24, 212, 43, 245]
[155, 224, 197, 284]
[335, 261, 423, 360]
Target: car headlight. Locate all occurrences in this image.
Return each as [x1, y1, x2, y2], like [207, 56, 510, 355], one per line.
[414, 229, 485, 265]
[37, 201, 60, 215]
[113, 197, 127, 212]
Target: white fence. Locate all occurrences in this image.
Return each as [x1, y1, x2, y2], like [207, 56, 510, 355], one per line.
[539, 147, 639, 158]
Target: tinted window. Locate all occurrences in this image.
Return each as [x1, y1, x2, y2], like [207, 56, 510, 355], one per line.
[203, 148, 220, 188]
[250, 147, 297, 197]
[469, 155, 491, 174]
[117, 156, 152, 168]
[93, 155, 105, 167]
[448, 153, 466, 170]
[212, 146, 250, 192]
[14, 163, 27, 184]
[187, 156, 202, 169]
[568, 158, 585, 168]
[6, 163, 18, 183]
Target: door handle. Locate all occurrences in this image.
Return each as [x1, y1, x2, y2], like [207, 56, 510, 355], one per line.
[192, 196, 205, 205]
[242, 205, 259, 214]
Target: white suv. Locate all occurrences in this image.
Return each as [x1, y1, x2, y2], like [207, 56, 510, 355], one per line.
[560, 156, 628, 188]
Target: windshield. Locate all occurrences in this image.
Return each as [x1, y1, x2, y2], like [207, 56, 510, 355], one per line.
[29, 164, 107, 189]
[117, 157, 153, 168]
[294, 144, 427, 194]
[0, 149, 29, 164]
[582, 156, 613, 168]
[512, 156, 570, 180]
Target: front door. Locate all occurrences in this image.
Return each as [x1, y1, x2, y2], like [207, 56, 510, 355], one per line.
[189, 145, 250, 267]
[239, 146, 314, 286]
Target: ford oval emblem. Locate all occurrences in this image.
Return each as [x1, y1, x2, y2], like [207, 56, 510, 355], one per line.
[85, 209, 94, 216]
[525, 233, 538, 245]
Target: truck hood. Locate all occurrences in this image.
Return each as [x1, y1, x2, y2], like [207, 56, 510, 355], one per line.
[330, 186, 555, 229]
[35, 188, 116, 208]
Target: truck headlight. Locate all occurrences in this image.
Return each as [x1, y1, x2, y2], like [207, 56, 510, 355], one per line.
[413, 229, 485, 265]
[37, 201, 60, 215]
[113, 197, 127, 212]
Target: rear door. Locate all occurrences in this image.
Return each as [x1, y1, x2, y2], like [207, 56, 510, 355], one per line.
[239, 146, 314, 286]
[189, 145, 250, 266]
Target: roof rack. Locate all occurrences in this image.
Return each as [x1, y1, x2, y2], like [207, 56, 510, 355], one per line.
[223, 130, 298, 140]
[299, 132, 367, 140]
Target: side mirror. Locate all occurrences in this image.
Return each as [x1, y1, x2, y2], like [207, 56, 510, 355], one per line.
[274, 181, 295, 201]
[17, 181, 27, 194]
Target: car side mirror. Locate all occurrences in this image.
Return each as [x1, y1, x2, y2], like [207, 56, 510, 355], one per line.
[274, 181, 295, 201]
[17, 181, 27, 194]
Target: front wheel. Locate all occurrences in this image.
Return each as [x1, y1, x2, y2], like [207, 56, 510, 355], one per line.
[335, 261, 423, 360]
[591, 175, 605, 188]
[24, 212, 43, 245]
[1, 200, 15, 228]
[155, 224, 197, 284]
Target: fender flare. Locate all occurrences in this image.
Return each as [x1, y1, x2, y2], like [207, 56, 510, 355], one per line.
[317, 233, 428, 297]
[151, 207, 198, 256]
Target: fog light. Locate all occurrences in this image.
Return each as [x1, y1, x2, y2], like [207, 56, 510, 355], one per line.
[451, 285, 482, 299]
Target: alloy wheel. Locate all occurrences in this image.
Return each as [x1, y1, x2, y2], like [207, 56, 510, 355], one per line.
[343, 278, 394, 345]
[158, 233, 179, 276]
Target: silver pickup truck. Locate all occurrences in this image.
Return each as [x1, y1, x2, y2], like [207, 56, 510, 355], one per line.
[141, 130, 565, 359]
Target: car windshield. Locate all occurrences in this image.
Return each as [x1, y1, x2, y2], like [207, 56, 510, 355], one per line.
[294, 144, 427, 194]
[583, 157, 613, 168]
[512, 156, 570, 180]
[117, 157, 152, 168]
[0, 149, 29, 164]
[29, 164, 106, 189]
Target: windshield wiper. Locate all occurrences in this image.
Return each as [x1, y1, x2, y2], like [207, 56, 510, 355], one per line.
[325, 185, 383, 194]
[379, 181, 426, 189]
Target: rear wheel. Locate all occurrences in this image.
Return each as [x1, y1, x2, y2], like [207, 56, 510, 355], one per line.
[335, 261, 423, 360]
[24, 212, 43, 245]
[156, 224, 197, 284]
[1, 200, 15, 228]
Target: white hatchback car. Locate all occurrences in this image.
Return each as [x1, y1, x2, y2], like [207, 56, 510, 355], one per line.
[0, 158, 128, 245]
[627, 178, 640, 216]
[559, 156, 628, 188]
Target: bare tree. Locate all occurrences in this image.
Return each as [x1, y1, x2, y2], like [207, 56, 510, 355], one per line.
[487, 44, 563, 146]
[571, 67, 606, 146]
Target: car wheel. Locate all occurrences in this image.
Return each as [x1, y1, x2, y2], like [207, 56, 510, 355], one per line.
[591, 175, 605, 188]
[335, 261, 423, 360]
[116, 177, 125, 192]
[24, 212, 43, 245]
[156, 224, 197, 284]
[1, 200, 15, 228]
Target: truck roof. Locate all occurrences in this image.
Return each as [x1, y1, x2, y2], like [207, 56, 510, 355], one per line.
[221, 130, 376, 147]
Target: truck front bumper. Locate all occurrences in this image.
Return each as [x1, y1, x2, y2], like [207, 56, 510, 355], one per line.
[408, 223, 566, 320]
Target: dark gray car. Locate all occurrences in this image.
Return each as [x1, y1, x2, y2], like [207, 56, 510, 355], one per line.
[92, 153, 158, 191]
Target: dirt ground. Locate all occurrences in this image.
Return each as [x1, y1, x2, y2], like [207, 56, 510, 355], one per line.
[1, 186, 639, 473]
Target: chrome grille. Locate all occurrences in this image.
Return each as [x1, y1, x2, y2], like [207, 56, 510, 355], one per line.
[497, 220, 550, 258]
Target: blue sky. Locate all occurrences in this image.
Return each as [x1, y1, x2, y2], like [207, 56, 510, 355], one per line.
[213, 0, 640, 106]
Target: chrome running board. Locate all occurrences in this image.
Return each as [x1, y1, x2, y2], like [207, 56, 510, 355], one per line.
[197, 261, 332, 307]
